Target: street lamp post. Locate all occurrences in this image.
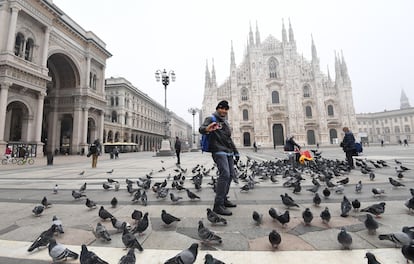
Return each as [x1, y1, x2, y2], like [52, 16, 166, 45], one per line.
[188, 107, 199, 150]
[155, 69, 175, 156]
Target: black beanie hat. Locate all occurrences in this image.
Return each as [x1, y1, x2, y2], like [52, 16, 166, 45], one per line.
[216, 100, 230, 110]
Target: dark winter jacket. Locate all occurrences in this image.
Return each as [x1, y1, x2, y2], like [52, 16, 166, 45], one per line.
[199, 112, 238, 154]
[284, 137, 301, 151]
[341, 132, 356, 152]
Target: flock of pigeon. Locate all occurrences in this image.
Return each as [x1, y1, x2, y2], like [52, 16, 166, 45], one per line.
[25, 150, 414, 263]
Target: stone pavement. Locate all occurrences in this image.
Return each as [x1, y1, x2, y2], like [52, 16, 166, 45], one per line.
[0, 145, 413, 263]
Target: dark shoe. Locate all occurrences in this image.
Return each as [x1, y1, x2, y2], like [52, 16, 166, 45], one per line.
[224, 200, 237, 208]
[213, 205, 232, 216]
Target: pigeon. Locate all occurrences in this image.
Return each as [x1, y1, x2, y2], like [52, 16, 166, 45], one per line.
[335, 184, 344, 194]
[388, 177, 405, 187]
[48, 238, 79, 262]
[106, 169, 114, 174]
[252, 211, 263, 225]
[306, 184, 320, 194]
[276, 210, 290, 227]
[111, 217, 130, 232]
[131, 209, 143, 223]
[340, 196, 352, 217]
[337, 227, 352, 250]
[402, 243, 414, 263]
[302, 208, 313, 225]
[164, 243, 198, 264]
[281, 193, 300, 208]
[27, 224, 56, 252]
[114, 182, 120, 191]
[53, 184, 59, 194]
[79, 171, 85, 176]
[121, 223, 143, 251]
[32, 205, 44, 216]
[322, 187, 331, 199]
[41, 196, 52, 208]
[198, 220, 222, 243]
[119, 248, 136, 264]
[268, 230, 281, 249]
[204, 253, 225, 264]
[369, 172, 375, 181]
[372, 188, 385, 197]
[355, 181, 363, 193]
[85, 198, 97, 209]
[352, 199, 361, 212]
[405, 197, 414, 212]
[320, 207, 331, 224]
[268, 207, 278, 220]
[94, 223, 111, 242]
[378, 232, 412, 247]
[103, 182, 112, 190]
[161, 209, 181, 226]
[80, 244, 108, 264]
[132, 212, 149, 235]
[313, 193, 321, 206]
[170, 193, 183, 203]
[364, 214, 379, 235]
[99, 206, 113, 221]
[72, 190, 86, 199]
[186, 189, 201, 200]
[52, 215, 64, 234]
[140, 190, 148, 206]
[337, 177, 349, 185]
[111, 197, 118, 208]
[206, 208, 227, 225]
[107, 178, 118, 183]
[361, 202, 386, 217]
[365, 252, 381, 264]
[131, 189, 142, 203]
[79, 182, 87, 192]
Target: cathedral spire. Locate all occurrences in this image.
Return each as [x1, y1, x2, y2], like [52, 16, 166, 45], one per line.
[282, 18, 287, 44]
[327, 65, 332, 82]
[255, 20, 261, 46]
[249, 21, 254, 47]
[340, 50, 350, 81]
[400, 89, 411, 109]
[311, 34, 318, 60]
[334, 51, 342, 83]
[230, 40, 236, 69]
[205, 59, 210, 88]
[288, 18, 295, 44]
[211, 58, 216, 86]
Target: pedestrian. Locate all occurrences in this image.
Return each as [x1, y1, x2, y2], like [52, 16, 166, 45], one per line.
[340, 127, 356, 170]
[114, 146, 119, 159]
[399, 139, 402, 145]
[174, 136, 181, 165]
[4, 146, 12, 160]
[88, 139, 101, 168]
[253, 141, 258, 152]
[284, 135, 301, 165]
[199, 100, 239, 216]
[404, 139, 409, 147]
[381, 139, 384, 147]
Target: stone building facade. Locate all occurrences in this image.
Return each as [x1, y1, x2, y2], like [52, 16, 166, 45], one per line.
[0, 0, 111, 156]
[201, 21, 357, 148]
[356, 90, 413, 144]
[104, 77, 192, 151]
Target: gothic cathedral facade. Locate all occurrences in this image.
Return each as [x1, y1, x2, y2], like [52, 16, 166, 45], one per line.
[201, 21, 357, 148]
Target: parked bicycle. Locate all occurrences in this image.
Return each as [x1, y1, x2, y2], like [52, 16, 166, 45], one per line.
[1, 156, 19, 165]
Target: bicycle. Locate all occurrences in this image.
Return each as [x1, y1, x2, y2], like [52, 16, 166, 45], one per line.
[1, 156, 19, 165]
[17, 157, 35, 165]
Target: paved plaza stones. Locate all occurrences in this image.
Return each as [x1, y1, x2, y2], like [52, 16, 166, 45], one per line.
[0, 145, 413, 263]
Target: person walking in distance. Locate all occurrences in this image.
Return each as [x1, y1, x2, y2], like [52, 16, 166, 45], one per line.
[174, 136, 181, 165]
[340, 127, 356, 170]
[199, 100, 239, 216]
[88, 139, 101, 168]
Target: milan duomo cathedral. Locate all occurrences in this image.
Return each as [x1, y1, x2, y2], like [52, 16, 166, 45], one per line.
[201, 21, 357, 148]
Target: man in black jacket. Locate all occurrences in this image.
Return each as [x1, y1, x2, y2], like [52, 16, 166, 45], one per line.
[341, 127, 356, 170]
[199, 100, 239, 216]
[174, 136, 181, 165]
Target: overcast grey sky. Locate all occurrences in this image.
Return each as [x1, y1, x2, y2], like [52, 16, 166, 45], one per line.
[53, 0, 414, 125]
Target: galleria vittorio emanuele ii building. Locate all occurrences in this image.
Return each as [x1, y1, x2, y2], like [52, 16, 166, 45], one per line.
[201, 21, 358, 148]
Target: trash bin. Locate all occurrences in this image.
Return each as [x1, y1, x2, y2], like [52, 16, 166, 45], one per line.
[47, 152, 53, 165]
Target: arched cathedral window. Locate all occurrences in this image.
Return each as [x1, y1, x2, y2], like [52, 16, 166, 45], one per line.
[268, 57, 279, 79]
[271, 91, 279, 104]
[243, 109, 249, 121]
[111, 111, 118, 122]
[327, 105, 334, 116]
[305, 106, 312, 118]
[14, 33, 24, 56]
[303, 85, 311, 97]
[241, 88, 249, 101]
[24, 38, 34, 61]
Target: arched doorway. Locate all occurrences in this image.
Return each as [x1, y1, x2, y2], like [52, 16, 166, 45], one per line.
[329, 129, 338, 144]
[307, 130, 316, 145]
[6, 101, 29, 141]
[272, 124, 284, 146]
[43, 53, 80, 153]
[243, 132, 251, 146]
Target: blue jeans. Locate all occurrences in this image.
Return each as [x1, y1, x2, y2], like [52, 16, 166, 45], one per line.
[212, 153, 235, 205]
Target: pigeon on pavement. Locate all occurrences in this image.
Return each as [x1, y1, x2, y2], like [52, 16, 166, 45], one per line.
[402, 242, 414, 263]
[99, 206, 113, 221]
[132, 212, 149, 235]
[337, 227, 352, 250]
[85, 198, 97, 209]
[186, 189, 201, 200]
[340, 196, 352, 217]
[204, 253, 225, 264]
[122, 223, 143, 251]
[32, 205, 44, 216]
[94, 222, 111, 242]
[111, 197, 118, 208]
[131, 209, 143, 223]
[252, 211, 263, 225]
[268, 230, 281, 249]
[119, 248, 136, 264]
[206, 208, 227, 225]
[52, 215, 64, 234]
[361, 202, 386, 217]
[320, 207, 331, 224]
[27, 225, 56, 252]
[80, 244, 108, 264]
[378, 232, 412, 247]
[364, 214, 379, 235]
[365, 252, 381, 264]
[72, 190, 86, 199]
[79, 182, 87, 193]
[48, 238, 78, 262]
[302, 208, 313, 225]
[41, 196, 52, 208]
[161, 209, 181, 226]
[198, 220, 222, 244]
[164, 243, 198, 264]
[352, 199, 361, 212]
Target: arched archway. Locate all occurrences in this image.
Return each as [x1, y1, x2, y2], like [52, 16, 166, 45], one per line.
[243, 132, 251, 146]
[272, 124, 284, 147]
[6, 101, 30, 141]
[329, 129, 338, 144]
[307, 130, 316, 145]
